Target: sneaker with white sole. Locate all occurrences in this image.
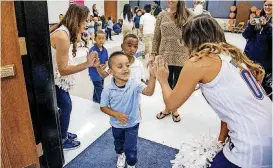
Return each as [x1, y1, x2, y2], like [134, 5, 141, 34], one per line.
[117, 153, 126, 168]
[63, 138, 80, 150]
[127, 165, 135, 168]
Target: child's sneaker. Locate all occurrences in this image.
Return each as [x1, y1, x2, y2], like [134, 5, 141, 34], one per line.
[63, 138, 81, 150]
[117, 153, 126, 168]
[127, 165, 135, 168]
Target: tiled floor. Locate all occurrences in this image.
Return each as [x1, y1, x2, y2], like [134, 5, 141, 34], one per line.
[63, 33, 247, 166]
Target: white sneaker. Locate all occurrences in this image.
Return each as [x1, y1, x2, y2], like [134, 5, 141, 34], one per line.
[127, 165, 135, 168]
[117, 153, 126, 168]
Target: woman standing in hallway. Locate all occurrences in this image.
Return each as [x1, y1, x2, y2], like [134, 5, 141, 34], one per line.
[50, 4, 98, 150]
[242, 0, 272, 100]
[121, 4, 134, 38]
[151, 0, 193, 122]
[92, 4, 99, 17]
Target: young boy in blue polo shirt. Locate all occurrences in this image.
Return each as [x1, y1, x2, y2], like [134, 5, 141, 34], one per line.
[89, 30, 108, 103]
[100, 51, 156, 168]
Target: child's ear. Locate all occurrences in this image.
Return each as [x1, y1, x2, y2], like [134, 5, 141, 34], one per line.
[121, 43, 124, 50]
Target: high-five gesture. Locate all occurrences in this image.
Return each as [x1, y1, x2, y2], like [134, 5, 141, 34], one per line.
[87, 51, 99, 67]
[148, 60, 156, 78]
[154, 56, 169, 82]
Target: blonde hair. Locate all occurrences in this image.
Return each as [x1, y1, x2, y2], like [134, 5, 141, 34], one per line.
[190, 42, 265, 81]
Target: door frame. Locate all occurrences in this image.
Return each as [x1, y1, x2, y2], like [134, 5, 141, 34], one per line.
[14, 1, 64, 167]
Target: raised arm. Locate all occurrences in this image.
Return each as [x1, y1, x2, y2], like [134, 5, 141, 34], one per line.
[96, 66, 109, 78]
[53, 31, 97, 76]
[154, 56, 202, 111]
[242, 18, 256, 39]
[142, 63, 156, 96]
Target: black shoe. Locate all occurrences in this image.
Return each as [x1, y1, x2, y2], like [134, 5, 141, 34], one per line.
[67, 132, 77, 140]
[63, 139, 81, 150]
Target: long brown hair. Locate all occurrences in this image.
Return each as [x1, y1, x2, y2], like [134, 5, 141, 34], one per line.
[173, 0, 191, 28]
[51, 4, 90, 57]
[183, 15, 265, 81]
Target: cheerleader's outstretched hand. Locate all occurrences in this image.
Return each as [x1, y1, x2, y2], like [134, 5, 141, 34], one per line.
[154, 55, 169, 83]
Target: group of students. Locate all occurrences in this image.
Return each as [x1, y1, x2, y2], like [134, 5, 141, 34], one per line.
[121, 3, 157, 60]
[51, 2, 271, 168]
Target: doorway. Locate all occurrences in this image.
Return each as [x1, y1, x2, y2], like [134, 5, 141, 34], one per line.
[104, 1, 117, 22]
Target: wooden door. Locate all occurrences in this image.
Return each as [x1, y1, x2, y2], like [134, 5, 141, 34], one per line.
[1, 1, 39, 167]
[104, 0, 117, 22]
[236, 1, 252, 27]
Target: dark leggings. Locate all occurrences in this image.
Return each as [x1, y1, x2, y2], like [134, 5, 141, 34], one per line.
[168, 66, 183, 89]
[55, 86, 72, 140]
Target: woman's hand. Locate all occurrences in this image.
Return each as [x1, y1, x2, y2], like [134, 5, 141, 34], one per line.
[260, 16, 267, 25]
[249, 17, 256, 25]
[154, 55, 169, 82]
[86, 51, 99, 67]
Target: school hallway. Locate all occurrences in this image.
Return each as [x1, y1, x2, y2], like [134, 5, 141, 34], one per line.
[62, 33, 247, 167]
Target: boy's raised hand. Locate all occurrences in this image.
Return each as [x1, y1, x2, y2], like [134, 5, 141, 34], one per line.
[101, 64, 107, 70]
[115, 112, 129, 125]
[148, 60, 156, 78]
[147, 53, 155, 68]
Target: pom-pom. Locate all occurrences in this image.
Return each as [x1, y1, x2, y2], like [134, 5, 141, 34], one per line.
[171, 133, 224, 168]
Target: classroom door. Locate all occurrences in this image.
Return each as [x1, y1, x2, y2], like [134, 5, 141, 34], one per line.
[1, 1, 40, 167]
[104, 0, 117, 22]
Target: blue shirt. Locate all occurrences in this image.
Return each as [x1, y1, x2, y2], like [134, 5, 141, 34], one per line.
[100, 78, 146, 128]
[133, 16, 141, 29]
[88, 44, 108, 81]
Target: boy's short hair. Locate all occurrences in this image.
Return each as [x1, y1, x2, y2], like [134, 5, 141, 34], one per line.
[108, 51, 126, 69]
[123, 34, 138, 42]
[95, 30, 106, 38]
[108, 16, 111, 20]
[144, 4, 152, 13]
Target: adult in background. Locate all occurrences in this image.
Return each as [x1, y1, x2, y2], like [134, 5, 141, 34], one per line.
[121, 4, 134, 38]
[50, 4, 98, 150]
[140, 4, 156, 58]
[151, 1, 162, 18]
[242, 0, 272, 99]
[92, 4, 99, 17]
[192, 0, 211, 16]
[134, 6, 139, 17]
[151, 0, 194, 122]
